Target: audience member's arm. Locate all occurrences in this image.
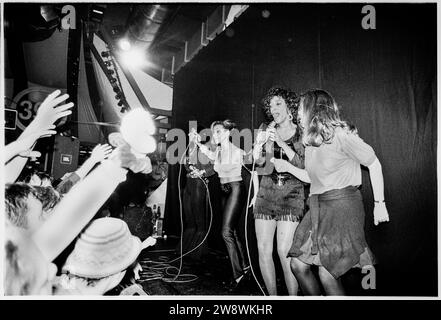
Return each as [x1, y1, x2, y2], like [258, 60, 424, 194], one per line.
[75, 144, 113, 179]
[5, 90, 73, 183]
[55, 144, 111, 195]
[32, 145, 138, 262]
[4, 129, 55, 163]
[5, 157, 31, 184]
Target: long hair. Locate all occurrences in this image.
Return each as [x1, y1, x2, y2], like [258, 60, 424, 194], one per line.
[261, 87, 300, 124]
[300, 89, 357, 146]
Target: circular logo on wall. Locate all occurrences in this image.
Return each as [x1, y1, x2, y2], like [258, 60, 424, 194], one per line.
[11, 87, 68, 131]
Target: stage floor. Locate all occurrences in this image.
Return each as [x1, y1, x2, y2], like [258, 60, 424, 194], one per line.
[132, 236, 263, 296]
[108, 236, 378, 296]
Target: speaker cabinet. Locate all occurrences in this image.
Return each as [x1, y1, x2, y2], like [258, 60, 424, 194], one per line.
[47, 135, 80, 180]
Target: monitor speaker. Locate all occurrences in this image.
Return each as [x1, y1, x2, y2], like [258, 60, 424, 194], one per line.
[47, 135, 80, 180]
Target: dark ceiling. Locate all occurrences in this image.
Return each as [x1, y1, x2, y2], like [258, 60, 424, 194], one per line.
[100, 4, 219, 81]
[4, 3, 221, 82]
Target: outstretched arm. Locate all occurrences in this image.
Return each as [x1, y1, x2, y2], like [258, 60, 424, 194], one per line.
[196, 142, 217, 161]
[5, 90, 73, 183]
[368, 157, 389, 225]
[55, 144, 113, 195]
[4, 129, 56, 164]
[75, 144, 113, 179]
[188, 129, 217, 160]
[32, 145, 139, 262]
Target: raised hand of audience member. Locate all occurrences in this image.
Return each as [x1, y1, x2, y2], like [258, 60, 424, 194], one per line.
[89, 144, 113, 164]
[4, 129, 56, 163]
[6, 91, 73, 183]
[25, 90, 73, 134]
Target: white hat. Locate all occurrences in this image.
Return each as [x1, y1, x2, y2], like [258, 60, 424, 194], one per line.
[62, 218, 141, 279]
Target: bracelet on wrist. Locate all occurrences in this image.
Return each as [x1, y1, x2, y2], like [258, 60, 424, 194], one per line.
[374, 200, 385, 204]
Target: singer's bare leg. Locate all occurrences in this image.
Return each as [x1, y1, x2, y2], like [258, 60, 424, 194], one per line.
[276, 220, 299, 295]
[255, 219, 277, 295]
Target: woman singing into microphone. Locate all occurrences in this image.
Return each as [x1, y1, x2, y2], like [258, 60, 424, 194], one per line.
[251, 87, 306, 295]
[190, 120, 250, 290]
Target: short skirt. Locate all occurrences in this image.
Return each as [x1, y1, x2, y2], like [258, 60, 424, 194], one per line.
[253, 175, 305, 222]
[287, 186, 375, 278]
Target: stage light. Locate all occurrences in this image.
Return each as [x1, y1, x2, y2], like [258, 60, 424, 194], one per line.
[118, 38, 132, 51]
[119, 48, 150, 69]
[262, 10, 271, 18]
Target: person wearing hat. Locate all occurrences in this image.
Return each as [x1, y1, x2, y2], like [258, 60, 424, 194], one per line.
[57, 218, 155, 295]
[4, 107, 157, 295]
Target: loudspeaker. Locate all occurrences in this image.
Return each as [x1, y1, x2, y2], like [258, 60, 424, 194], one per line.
[46, 135, 80, 180]
[4, 108, 17, 130]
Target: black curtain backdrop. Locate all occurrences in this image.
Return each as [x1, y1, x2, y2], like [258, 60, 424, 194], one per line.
[165, 4, 437, 296]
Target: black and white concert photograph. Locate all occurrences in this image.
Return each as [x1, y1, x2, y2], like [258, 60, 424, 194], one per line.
[1, 1, 438, 299]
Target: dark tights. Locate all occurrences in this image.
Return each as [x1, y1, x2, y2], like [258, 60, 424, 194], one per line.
[220, 181, 249, 280]
[290, 258, 345, 295]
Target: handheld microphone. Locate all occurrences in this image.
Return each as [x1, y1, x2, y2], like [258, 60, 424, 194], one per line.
[255, 121, 276, 145]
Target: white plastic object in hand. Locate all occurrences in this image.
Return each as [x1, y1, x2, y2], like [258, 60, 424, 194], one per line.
[120, 108, 156, 156]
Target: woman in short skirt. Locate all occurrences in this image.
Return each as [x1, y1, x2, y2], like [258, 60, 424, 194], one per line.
[272, 89, 389, 295]
[252, 87, 306, 295]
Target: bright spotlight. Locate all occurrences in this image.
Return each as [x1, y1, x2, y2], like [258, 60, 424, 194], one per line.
[120, 48, 150, 68]
[118, 38, 131, 51]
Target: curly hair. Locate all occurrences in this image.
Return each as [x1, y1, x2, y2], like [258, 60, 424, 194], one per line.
[261, 87, 300, 123]
[300, 89, 357, 147]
